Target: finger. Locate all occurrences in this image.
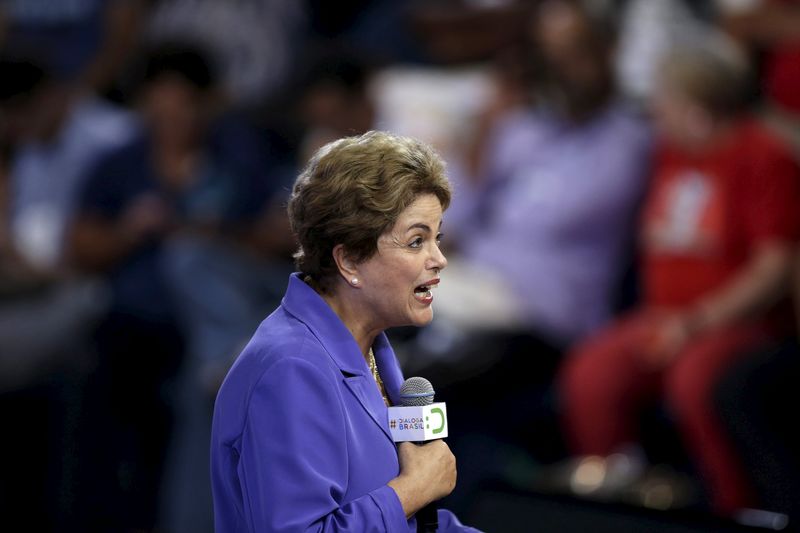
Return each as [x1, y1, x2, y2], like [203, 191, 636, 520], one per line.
[396, 442, 414, 455]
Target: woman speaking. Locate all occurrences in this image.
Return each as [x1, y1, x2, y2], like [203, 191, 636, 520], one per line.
[211, 131, 478, 532]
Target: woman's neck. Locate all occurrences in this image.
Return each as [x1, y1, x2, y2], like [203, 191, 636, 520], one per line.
[321, 287, 381, 358]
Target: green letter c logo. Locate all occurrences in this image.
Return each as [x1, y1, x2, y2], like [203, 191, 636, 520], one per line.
[430, 407, 445, 434]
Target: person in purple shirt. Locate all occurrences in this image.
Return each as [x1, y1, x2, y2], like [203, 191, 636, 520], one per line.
[211, 131, 480, 532]
[440, 1, 653, 348]
[399, 3, 652, 511]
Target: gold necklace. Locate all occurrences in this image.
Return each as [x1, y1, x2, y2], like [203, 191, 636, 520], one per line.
[368, 348, 390, 406]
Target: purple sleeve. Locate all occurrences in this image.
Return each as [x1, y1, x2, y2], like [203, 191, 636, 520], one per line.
[435, 509, 484, 532]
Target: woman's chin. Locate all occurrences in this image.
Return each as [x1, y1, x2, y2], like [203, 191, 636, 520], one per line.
[409, 308, 434, 328]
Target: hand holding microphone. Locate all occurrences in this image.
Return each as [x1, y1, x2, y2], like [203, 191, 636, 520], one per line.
[389, 441, 456, 516]
[387, 377, 454, 532]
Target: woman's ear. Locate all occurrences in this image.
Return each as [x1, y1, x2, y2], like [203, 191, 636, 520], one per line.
[332, 244, 360, 287]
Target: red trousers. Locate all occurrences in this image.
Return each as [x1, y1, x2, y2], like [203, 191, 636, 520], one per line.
[559, 310, 772, 514]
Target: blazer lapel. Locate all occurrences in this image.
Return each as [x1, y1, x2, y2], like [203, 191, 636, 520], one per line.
[281, 273, 395, 444]
[342, 375, 394, 443]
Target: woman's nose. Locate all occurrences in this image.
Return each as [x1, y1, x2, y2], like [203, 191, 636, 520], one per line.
[428, 244, 447, 271]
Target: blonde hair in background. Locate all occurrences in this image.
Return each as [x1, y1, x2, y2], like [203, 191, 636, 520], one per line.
[659, 37, 752, 118]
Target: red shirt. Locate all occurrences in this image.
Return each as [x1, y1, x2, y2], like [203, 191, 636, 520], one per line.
[642, 119, 800, 309]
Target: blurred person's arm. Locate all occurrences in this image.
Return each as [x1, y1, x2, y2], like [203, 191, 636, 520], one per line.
[172, 208, 295, 259]
[687, 239, 794, 332]
[645, 240, 794, 368]
[81, 0, 149, 93]
[717, 0, 800, 45]
[69, 193, 171, 273]
[443, 75, 536, 252]
[688, 140, 800, 332]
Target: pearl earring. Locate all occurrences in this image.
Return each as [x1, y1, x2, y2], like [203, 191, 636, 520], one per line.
[351, 277, 359, 286]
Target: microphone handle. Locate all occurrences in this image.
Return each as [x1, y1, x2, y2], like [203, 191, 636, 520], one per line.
[416, 502, 438, 533]
[412, 440, 438, 532]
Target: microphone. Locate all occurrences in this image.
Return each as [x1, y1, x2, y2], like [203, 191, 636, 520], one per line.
[389, 377, 448, 442]
[394, 377, 445, 533]
[399, 376, 436, 407]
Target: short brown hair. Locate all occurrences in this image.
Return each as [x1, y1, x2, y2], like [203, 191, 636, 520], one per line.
[288, 130, 451, 293]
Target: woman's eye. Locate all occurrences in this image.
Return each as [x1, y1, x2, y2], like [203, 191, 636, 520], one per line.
[436, 233, 444, 245]
[409, 237, 423, 248]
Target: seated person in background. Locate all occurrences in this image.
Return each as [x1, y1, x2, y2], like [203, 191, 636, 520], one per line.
[72, 42, 292, 381]
[558, 40, 800, 516]
[431, 0, 652, 355]
[0, 57, 135, 280]
[68, 43, 290, 531]
[402, 2, 652, 513]
[412, 0, 651, 457]
[0, 55, 134, 386]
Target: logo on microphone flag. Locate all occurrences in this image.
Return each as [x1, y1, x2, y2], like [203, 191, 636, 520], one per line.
[387, 402, 448, 442]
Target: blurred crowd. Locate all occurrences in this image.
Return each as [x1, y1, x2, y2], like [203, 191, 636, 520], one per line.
[1, 0, 799, 532]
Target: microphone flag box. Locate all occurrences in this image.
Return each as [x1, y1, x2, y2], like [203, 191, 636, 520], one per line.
[387, 402, 448, 442]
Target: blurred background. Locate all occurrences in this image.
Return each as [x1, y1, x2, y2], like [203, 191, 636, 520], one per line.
[1, 0, 800, 531]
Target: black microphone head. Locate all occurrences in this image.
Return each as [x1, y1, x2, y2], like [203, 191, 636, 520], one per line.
[399, 376, 435, 406]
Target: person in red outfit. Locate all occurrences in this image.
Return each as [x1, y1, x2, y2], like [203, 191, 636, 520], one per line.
[558, 42, 800, 516]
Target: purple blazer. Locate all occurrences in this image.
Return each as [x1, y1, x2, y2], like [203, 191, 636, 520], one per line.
[211, 273, 478, 532]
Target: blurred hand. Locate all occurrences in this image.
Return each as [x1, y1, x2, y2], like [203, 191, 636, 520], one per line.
[388, 440, 457, 518]
[119, 193, 172, 244]
[640, 313, 694, 370]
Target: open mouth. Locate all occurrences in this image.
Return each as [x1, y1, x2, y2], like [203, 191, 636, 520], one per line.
[414, 285, 432, 299]
[413, 279, 439, 303]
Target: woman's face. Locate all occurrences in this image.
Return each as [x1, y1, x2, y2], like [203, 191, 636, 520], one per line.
[141, 76, 207, 148]
[356, 193, 448, 329]
[650, 80, 711, 149]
